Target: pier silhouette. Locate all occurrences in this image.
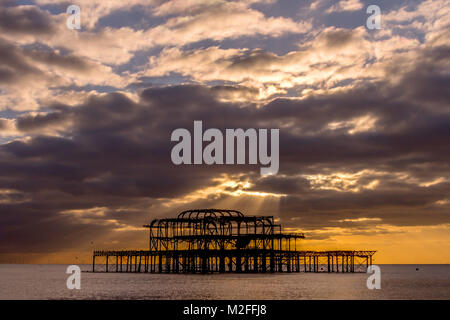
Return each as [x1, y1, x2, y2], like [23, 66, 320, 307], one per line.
[92, 209, 375, 273]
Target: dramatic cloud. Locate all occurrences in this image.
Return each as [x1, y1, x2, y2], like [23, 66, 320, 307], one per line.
[328, 0, 363, 13]
[0, 2, 56, 35]
[0, 0, 449, 262]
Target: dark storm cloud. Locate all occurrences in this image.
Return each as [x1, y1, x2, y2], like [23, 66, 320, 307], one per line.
[249, 175, 311, 195]
[0, 37, 99, 86]
[16, 111, 70, 132]
[27, 47, 93, 71]
[278, 182, 450, 227]
[224, 27, 362, 74]
[227, 49, 282, 71]
[396, 44, 450, 107]
[1, 38, 449, 252]
[0, 1, 56, 35]
[0, 38, 43, 83]
[319, 28, 357, 48]
[211, 85, 260, 101]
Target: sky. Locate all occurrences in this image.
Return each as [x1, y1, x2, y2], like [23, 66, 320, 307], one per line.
[0, 0, 449, 264]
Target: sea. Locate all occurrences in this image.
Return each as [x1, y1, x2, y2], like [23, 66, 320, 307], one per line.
[0, 264, 449, 300]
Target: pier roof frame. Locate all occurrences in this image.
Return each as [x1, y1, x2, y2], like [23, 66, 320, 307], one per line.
[177, 208, 244, 219]
[144, 209, 277, 229]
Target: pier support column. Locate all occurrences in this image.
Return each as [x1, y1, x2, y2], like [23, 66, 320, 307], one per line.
[303, 255, 307, 272]
[201, 253, 207, 274]
[236, 254, 242, 273]
[270, 252, 275, 273]
[138, 254, 142, 273]
[351, 254, 354, 272]
[219, 252, 225, 273]
[327, 254, 330, 273]
[278, 255, 283, 272]
[287, 254, 291, 272]
[167, 254, 172, 273]
[262, 253, 267, 273]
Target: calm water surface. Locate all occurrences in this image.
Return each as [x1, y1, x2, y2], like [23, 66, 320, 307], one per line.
[0, 264, 449, 299]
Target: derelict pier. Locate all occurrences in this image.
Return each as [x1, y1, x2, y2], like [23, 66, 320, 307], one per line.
[92, 209, 375, 273]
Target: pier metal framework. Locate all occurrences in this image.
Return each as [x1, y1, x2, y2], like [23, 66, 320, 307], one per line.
[92, 209, 375, 273]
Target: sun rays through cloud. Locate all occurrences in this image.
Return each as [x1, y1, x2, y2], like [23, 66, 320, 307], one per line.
[0, 0, 449, 263]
